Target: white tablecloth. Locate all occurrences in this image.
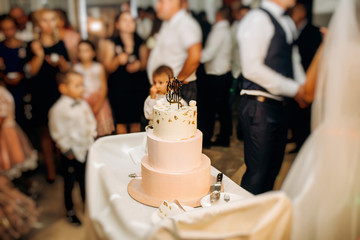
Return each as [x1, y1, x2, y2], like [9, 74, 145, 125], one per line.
[85, 132, 253, 240]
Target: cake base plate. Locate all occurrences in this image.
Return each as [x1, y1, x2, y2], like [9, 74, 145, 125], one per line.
[127, 175, 223, 208]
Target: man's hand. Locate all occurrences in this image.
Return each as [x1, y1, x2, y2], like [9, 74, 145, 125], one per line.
[176, 43, 201, 82]
[294, 85, 309, 109]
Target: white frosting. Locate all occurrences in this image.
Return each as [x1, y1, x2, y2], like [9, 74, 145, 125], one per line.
[189, 100, 196, 107]
[153, 100, 197, 140]
[158, 200, 183, 218]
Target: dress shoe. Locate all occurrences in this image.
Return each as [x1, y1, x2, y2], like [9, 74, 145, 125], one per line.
[66, 210, 81, 226]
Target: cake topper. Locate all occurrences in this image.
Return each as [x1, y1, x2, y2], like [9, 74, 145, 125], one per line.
[166, 76, 183, 109]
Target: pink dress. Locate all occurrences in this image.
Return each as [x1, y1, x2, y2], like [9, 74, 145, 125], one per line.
[0, 86, 37, 179]
[74, 62, 115, 136]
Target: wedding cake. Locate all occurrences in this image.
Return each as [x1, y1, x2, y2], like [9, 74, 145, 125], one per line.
[128, 79, 211, 207]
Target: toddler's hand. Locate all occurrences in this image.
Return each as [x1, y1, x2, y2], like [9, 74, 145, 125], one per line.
[150, 85, 157, 99]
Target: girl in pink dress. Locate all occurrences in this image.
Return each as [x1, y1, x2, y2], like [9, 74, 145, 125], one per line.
[0, 85, 37, 179]
[74, 40, 114, 137]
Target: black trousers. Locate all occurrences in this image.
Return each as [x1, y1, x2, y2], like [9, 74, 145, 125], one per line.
[238, 96, 288, 194]
[181, 81, 197, 104]
[61, 154, 86, 212]
[198, 72, 232, 144]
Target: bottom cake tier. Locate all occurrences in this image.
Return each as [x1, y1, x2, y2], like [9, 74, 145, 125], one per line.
[141, 154, 211, 203]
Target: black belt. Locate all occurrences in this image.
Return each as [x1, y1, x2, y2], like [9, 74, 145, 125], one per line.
[243, 94, 286, 107]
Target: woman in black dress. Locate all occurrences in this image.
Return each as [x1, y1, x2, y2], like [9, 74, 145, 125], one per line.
[102, 11, 149, 134]
[26, 8, 70, 182]
[0, 15, 28, 127]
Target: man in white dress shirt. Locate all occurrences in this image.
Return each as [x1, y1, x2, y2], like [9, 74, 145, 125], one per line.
[9, 6, 33, 42]
[147, 0, 202, 103]
[229, 5, 250, 104]
[198, 7, 233, 148]
[230, 5, 250, 141]
[49, 71, 97, 225]
[237, 0, 307, 194]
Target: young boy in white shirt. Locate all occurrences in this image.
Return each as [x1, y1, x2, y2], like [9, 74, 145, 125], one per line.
[49, 70, 97, 226]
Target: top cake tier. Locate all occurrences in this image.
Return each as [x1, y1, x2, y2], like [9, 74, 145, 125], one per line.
[153, 99, 197, 140]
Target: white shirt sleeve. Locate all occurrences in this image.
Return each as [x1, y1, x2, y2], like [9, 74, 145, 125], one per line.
[144, 95, 157, 120]
[179, 17, 202, 50]
[292, 45, 306, 84]
[238, 10, 300, 98]
[201, 26, 222, 63]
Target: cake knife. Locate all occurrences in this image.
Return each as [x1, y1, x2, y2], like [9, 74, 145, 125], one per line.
[210, 173, 223, 202]
[211, 173, 223, 192]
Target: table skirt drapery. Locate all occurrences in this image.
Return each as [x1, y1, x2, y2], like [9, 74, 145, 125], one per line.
[85, 132, 291, 240]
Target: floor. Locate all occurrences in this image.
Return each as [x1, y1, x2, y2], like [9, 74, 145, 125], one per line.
[23, 103, 298, 240]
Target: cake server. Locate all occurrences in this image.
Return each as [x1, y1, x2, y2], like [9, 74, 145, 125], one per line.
[210, 173, 223, 202]
[211, 173, 223, 192]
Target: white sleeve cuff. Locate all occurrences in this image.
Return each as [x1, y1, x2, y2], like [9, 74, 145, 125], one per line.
[280, 80, 300, 98]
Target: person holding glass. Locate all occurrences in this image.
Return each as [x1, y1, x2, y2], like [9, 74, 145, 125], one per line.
[102, 11, 148, 134]
[26, 8, 70, 183]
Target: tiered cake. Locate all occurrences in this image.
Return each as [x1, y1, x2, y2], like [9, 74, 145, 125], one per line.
[141, 99, 211, 204]
[128, 78, 212, 207]
[128, 99, 212, 207]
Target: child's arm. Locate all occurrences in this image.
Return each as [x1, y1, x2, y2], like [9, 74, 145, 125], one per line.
[57, 55, 70, 72]
[91, 64, 107, 114]
[48, 107, 72, 155]
[150, 85, 158, 99]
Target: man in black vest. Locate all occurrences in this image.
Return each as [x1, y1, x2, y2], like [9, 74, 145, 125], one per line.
[236, 0, 307, 194]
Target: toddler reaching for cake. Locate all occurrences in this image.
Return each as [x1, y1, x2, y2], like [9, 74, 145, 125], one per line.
[144, 65, 187, 124]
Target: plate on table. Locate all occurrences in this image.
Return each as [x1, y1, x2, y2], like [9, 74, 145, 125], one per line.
[151, 205, 194, 224]
[200, 192, 244, 208]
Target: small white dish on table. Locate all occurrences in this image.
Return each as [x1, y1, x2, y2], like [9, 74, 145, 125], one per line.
[201, 192, 244, 208]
